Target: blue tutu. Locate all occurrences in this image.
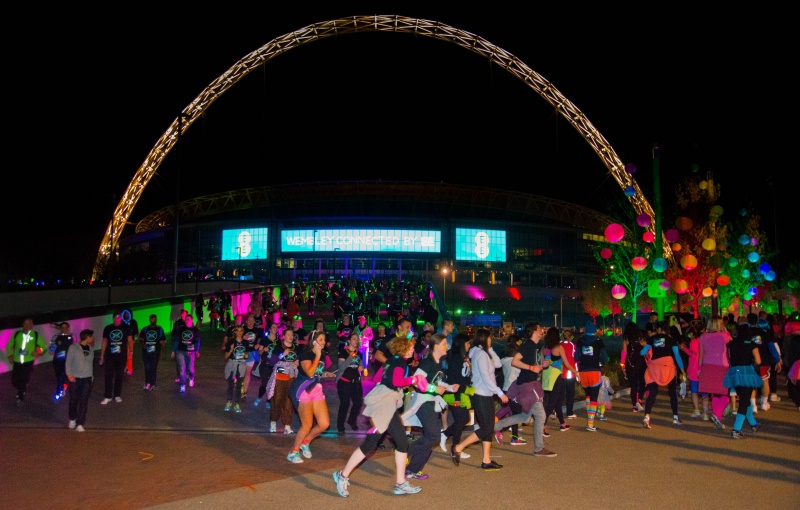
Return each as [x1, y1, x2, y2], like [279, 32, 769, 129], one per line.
[723, 365, 763, 389]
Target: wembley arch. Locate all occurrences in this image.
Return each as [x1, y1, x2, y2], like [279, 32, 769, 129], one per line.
[91, 14, 667, 282]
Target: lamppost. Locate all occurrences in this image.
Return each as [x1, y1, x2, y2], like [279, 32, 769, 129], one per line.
[442, 267, 449, 309]
[333, 248, 340, 280]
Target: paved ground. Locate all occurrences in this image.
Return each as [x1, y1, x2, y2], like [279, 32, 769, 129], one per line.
[2, 312, 799, 510]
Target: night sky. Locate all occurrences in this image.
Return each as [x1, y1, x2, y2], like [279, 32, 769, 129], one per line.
[6, 5, 794, 281]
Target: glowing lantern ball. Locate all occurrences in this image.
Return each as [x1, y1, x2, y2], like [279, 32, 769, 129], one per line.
[741, 269, 751, 278]
[672, 243, 682, 252]
[750, 237, 759, 246]
[744, 291, 754, 302]
[636, 213, 651, 227]
[740, 208, 748, 216]
[672, 279, 689, 294]
[701, 238, 716, 251]
[604, 223, 625, 243]
[698, 180, 708, 190]
[652, 258, 668, 273]
[624, 186, 636, 197]
[738, 234, 750, 245]
[710, 205, 724, 218]
[642, 231, 655, 243]
[716, 274, 731, 286]
[717, 241, 727, 252]
[611, 284, 627, 300]
[676, 217, 693, 230]
[759, 263, 771, 274]
[680, 254, 698, 270]
[658, 280, 671, 291]
[728, 258, 739, 268]
[624, 163, 637, 175]
[702, 287, 713, 297]
[665, 229, 680, 243]
[631, 256, 648, 271]
[788, 279, 799, 289]
[747, 251, 760, 263]
[765, 270, 776, 282]
[600, 248, 612, 259]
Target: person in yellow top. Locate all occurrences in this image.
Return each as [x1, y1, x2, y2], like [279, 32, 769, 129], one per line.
[6, 317, 48, 406]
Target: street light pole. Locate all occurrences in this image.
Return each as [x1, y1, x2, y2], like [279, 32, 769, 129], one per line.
[442, 267, 449, 309]
[237, 246, 242, 290]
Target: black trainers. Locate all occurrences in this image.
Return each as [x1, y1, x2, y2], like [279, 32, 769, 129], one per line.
[480, 460, 503, 470]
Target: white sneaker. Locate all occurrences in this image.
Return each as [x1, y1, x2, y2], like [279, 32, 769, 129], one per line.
[333, 471, 350, 497]
[100, 398, 111, 405]
[68, 420, 77, 429]
[393, 481, 422, 495]
[75, 425, 85, 432]
[269, 421, 277, 433]
[287, 451, 303, 463]
[114, 396, 122, 403]
[439, 431, 447, 452]
[284, 427, 294, 435]
[769, 394, 780, 402]
[189, 378, 195, 388]
[459, 451, 471, 459]
[300, 443, 312, 459]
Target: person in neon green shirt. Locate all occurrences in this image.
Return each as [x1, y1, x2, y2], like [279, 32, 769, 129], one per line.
[6, 317, 47, 406]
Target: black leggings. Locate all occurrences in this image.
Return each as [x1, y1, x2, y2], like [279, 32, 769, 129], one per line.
[543, 377, 566, 425]
[443, 404, 471, 445]
[472, 394, 496, 442]
[644, 377, 678, 415]
[360, 412, 409, 454]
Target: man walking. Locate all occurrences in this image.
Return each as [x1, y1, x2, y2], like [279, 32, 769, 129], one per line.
[99, 312, 133, 404]
[6, 317, 47, 406]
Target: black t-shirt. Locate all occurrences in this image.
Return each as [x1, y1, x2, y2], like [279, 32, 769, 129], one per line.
[647, 333, 677, 360]
[296, 348, 324, 385]
[103, 323, 132, 356]
[516, 339, 544, 383]
[381, 355, 410, 390]
[728, 337, 757, 367]
[242, 326, 264, 352]
[229, 339, 248, 361]
[576, 335, 607, 371]
[51, 333, 74, 360]
[416, 355, 444, 385]
[139, 325, 166, 354]
[337, 346, 363, 381]
[175, 326, 200, 352]
[749, 325, 775, 366]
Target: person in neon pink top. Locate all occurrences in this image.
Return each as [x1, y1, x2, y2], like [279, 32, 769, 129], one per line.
[698, 316, 732, 430]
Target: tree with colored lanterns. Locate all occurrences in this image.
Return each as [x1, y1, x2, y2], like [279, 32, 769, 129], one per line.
[664, 171, 730, 319]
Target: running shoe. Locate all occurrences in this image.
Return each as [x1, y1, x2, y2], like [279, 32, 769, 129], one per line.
[510, 437, 527, 445]
[690, 410, 702, 418]
[710, 413, 725, 430]
[405, 470, 428, 480]
[75, 425, 85, 432]
[234, 403, 241, 413]
[598, 414, 607, 421]
[566, 414, 578, 419]
[723, 403, 732, 417]
[439, 431, 447, 452]
[394, 481, 422, 494]
[559, 424, 571, 432]
[253, 398, 261, 407]
[643, 416, 651, 429]
[494, 431, 503, 444]
[114, 396, 122, 403]
[269, 421, 277, 433]
[224, 401, 232, 411]
[731, 430, 746, 439]
[333, 471, 349, 497]
[586, 426, 597, 432]
[189, 378, 195, 388]
[68, 420, 76, 429]
[769, 394, 780, 402]
[300, 443, 312, 459]
[750, 423, 760, 434]
[636, 402, 645, 412]
[542, 428, 551, 438]
[180, 385, 186, 393]
[673, 417, 683, 425]
[287, 451, 303, 463]
[533, 448, 557, 457]
[100, 398, 111, 405]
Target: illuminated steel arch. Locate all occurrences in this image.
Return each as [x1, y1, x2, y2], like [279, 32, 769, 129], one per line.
[92, 14, 668, 281]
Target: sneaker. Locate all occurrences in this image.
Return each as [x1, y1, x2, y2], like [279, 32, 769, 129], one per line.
[586, 425, 597, 432]
[673, 417, 683, 425]
[180, 385, 186, 393]
[494, 431, 503, 444]
[636, 402, 645, 412]
[750, 423, 760, 434]
[234, 403, 242, 413]
[269, 421, 277, 433]
[559, 424, 571, 432]
[542, 428, 551, 438]
[114, 396, 122, 403]
[480, 460, 504, 470]
[731, 430, 746, 439]
[439, 431, 447, 452]
[100, 398, 111, 405]
[510, 437, 527, 445]
[710, 413, 725, 430]
[702, 413, 710, 421]
[150, 385, 157, 391]
[598, 414, 607, 421]
[690, 410, 702, 418]
[394, 481, 422, 494]
[265, 401, 271, 409]
[126, 370, 133, 376]
[760, 400, 770, 411]
[566, 414, 577, 419]
[769, 394, 780, 402]
[534, 448, 557, 457]
[68, 420, 77, 429]
[175, 377, 181, 383]
[300, 443, 312, 459]
[643, 416, 651, 429]
[287, 451, 303, 464]
[333, 471, 349, 498]
[405, 470, 428, 480]
[632, 406, 639, 413]
[253, 398, 261, 407]
[224, 401, 232, 411]
[459, 451, 471, 459]
[144, 384, 151, 391]
[189, 379, 195, 388]
[284, 427, 294, 435]
[75, 425, 85, 432]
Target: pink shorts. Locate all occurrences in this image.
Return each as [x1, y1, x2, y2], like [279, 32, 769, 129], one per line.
[298, 383, 325, 403]
[759, 366, 770, 379]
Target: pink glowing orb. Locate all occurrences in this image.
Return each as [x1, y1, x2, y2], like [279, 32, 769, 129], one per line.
[658, 280, 672, 291]
[672, 279, 689, 294]
[600, 248, 612, 259]
[642, 231, 655, 243]
[624, 163, 637, 175]
[611, 284, 627, 299]
[631, 256, 647, 271]
[636, 213, 651, 227]
[604, 223, 625, 243]
[680, 254, 698, 271]
[716, 274, 730, 286]
[676, 217, 693, 231]
[665, 229, 679, 243]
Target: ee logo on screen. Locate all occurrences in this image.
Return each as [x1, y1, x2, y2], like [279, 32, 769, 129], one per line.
[474, 231, 490, 259]
[238, 231, 252, 258]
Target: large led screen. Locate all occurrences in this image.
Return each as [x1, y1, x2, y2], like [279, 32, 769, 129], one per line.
[455, 228, 506, 262]
[221, 228, 268, 261]
[281, 229, 441, 253]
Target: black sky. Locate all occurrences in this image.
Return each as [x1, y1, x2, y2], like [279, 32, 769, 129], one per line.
[6, 5, 795, 281]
